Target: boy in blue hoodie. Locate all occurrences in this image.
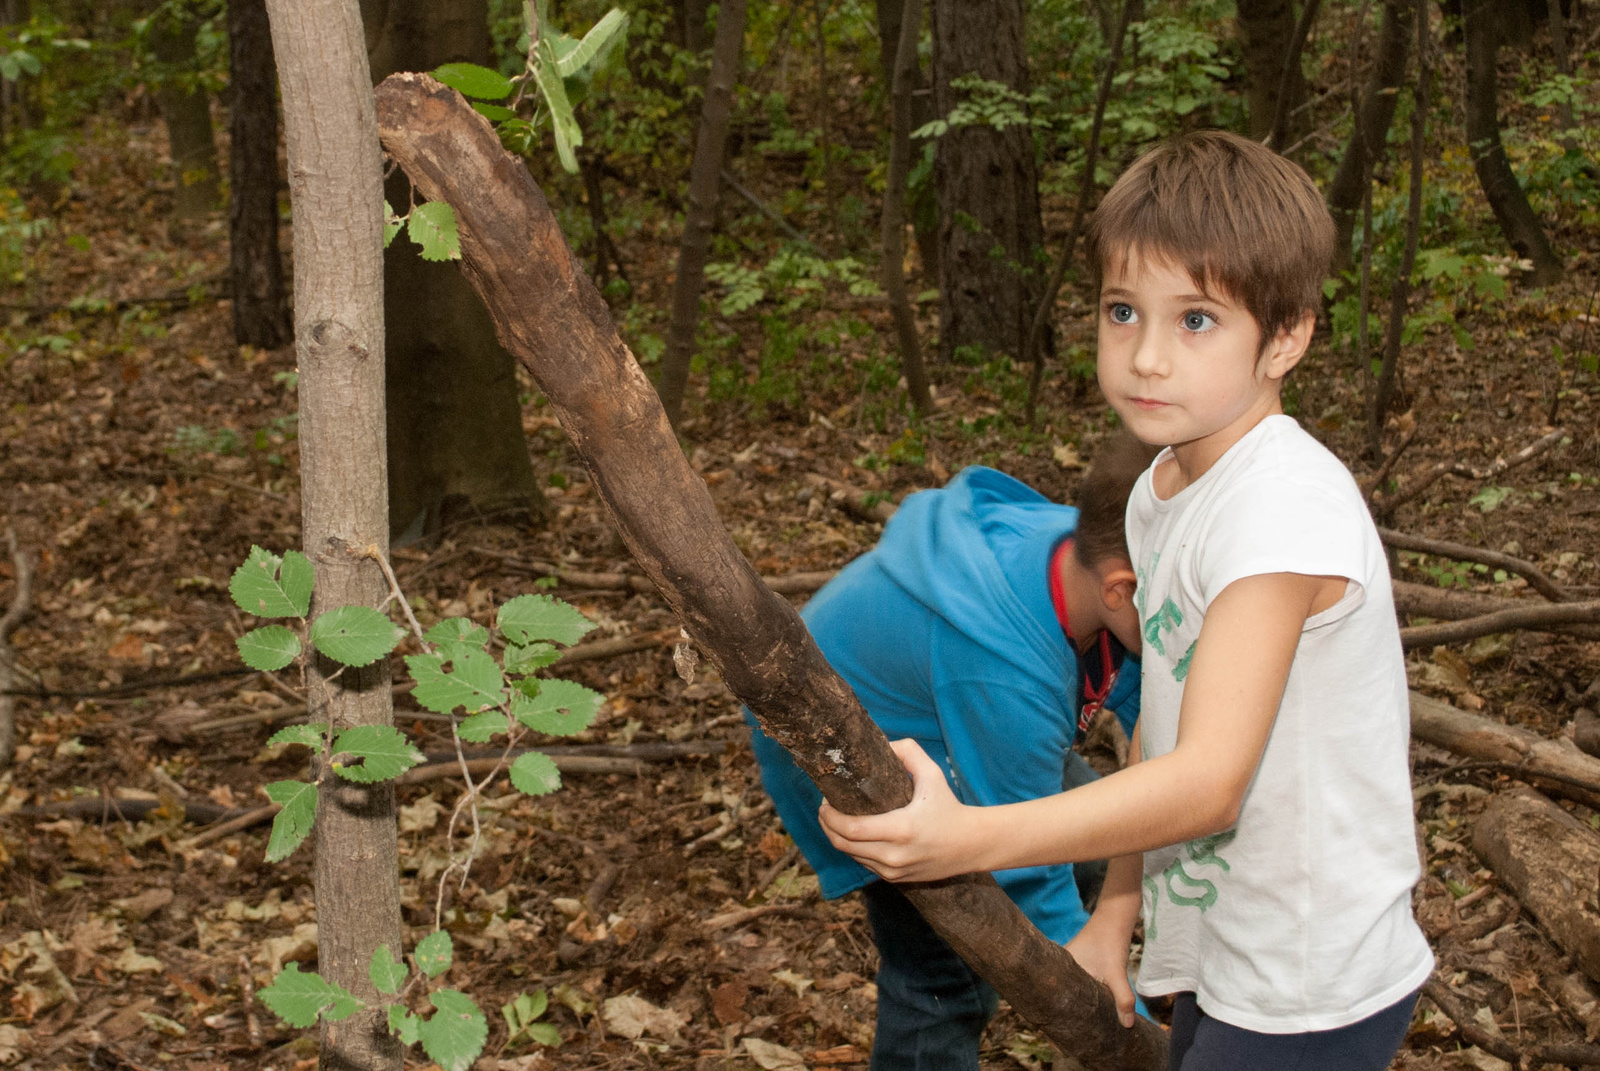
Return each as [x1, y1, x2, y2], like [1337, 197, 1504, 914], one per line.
[746, 434, 1154, 1071]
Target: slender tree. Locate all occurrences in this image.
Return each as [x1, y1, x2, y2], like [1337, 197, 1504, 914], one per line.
[1462, 0, 1564, 285]
[1326, 0, 1411, 276]
[1236, 0, 1308, 144]
[262, 4, 403, 1071]
[227, 0, 291, 349]
[149, 4, 222, 220]
[880, 0, 930, 415]
[1265, 0, 1322, 150]
[872, 0, 938, 283]
[931, 0, 1047, 364]
[658, 0, 747, 428]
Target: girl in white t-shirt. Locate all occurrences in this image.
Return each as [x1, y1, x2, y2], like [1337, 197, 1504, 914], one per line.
[819, 131, 1431, 1071]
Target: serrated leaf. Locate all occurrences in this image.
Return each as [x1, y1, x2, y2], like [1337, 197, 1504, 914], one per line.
[369, 945, 407, 995]
[433, 61, 513, 101]
[230, 546, 313, 618]
[472, 101, 516, 121]
[512, 679, 602, 736]
[384, 199, 403, 247]
[509, 751, 562, 797]
[266, 723, 328, 752]
[406, 650, 507, 714]
[389, 1003, 421, 1045]
[504, 640, 561, 673]
[457, 709, 510, 743]
[258, 963, 360, 1028]
[309, 605, 403, 667]
[264, 780, 318, 862]
[497, 594, 595, 647]
[414, 929, 454, 978]
[330, 725, 426, 783]
[418, 989, 488, 1071]
[556, 9, 627, 78]
[425, 617, 491, 663]
[237, 625, 302, 671]
[408, 201, 461, 262]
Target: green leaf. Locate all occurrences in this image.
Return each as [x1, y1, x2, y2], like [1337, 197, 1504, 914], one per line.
[230, 546, 313, 618]
[389, 1003, 421, 1045]
[407, 201, 461, 262]
[406, 650, 507, 714]
[512, 679, 603, 736]
[425, 617, 491, 663]
[309, 606, 404, 667]
[418, 990, 488, 1071]
[556, 9, 628, 78]
[264, 780, 318, 862]
[414, 929, 453, 979]
[504, 989, 549, 1031]
[433, 61, 513, 101]
[258, 963, 360, 1028]
[457, 709, 510, 743]
[383, 199, 403, 248]
[472, 102, 516, 122]
[524, 1021, 562, 1046]
[267, 723, 328, 753]
[1471, 485, 1512, 513]
[509, 751, 562, 797]
[534, 33, 581, 174]
[504, 640, 560, 673]
[330, 725, 426, 783]
[497, 594, 595, 647]
[237, 625, 302, 672]
[369, 945, 407, 995]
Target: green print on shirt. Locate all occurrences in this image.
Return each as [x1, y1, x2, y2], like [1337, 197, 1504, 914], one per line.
[1142, 830, 1238, 936]
[1172, 640, 1197, 682]
[1143, 598, 1183, 659]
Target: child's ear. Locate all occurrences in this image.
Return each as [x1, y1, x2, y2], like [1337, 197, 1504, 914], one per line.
[1261, 309, 1316, 380]
[1099, 562, 1138, 610]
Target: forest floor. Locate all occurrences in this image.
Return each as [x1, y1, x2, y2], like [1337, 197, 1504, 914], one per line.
[2, 118, 1600, 1071]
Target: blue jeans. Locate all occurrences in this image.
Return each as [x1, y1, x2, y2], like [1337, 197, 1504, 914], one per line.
[1168, 989, 1420, 1071]
[862, 881, 999, 1071]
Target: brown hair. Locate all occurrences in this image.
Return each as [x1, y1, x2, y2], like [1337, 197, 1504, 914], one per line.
[1085, 130, 1335, 344]
[1073, 431, 1161, 568]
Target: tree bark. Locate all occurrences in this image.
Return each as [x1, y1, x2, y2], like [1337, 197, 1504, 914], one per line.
[373, 72, 1168, 1071]
[359, 0, 547, 541]
[227, 0, 292, 349]
[150, 7, 222, 220]
[1411, 691, 1600, 810]
[872, 0, 938, 284]
[881, 0, 931, 415]
[657, 0, 746, 428]
[930, 0, 1047, 365]
[1326, 0, 1410, 278]
[1462, 0, 1564, 285]
[1236, 0, 1308, 144]
[263, 4, 403, 1071]
[1265, 0, 1321, 150]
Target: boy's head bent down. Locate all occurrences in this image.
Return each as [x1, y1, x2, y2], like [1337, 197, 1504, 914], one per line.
[1058, 431, 1159, 656]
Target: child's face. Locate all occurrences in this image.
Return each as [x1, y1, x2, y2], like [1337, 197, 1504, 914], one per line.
[1096, 252, 1305, 467]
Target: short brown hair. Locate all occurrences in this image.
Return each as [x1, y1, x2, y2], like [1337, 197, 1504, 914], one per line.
[1074, 431, 1160, 568]
[1085, 130, 1335, 344]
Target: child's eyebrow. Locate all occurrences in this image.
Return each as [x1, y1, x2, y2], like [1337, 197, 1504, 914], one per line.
[1100, 286, 1220, 305]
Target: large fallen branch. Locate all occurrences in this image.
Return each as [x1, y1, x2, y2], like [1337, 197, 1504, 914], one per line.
[1381, 527, 1572, 602]
[1400, 600, 1600, 649]
[374, 72, 1165, 1070]
[1410, 691, 1600, 808]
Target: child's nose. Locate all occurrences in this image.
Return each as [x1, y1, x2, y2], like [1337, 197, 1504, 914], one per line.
[1130, 330, 1166, 377]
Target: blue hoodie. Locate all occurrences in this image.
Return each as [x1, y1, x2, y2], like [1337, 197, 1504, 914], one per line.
[747, 466, 1140, 944]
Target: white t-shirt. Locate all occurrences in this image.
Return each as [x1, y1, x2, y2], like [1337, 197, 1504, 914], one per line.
[1127, 415, 1433, 1033]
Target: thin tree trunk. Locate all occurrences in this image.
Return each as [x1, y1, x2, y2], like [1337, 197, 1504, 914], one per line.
[658, 0, 746, 428]
[1236, 0, 1307, 144]
[1326, 0, 1410, 277]
[1462, 0, 1564, 285]
[1266, 0, 1322, 150]
[882, 0, 931, 415]
[228, 0, 292, 349]
[151, 8, 222, 220]
[1547, 0, 1578, 145]
[373, 72, 1168, 1071]
[263, 5, 403, 1071]
[872, 0, 939, 284]
[931, 0, 1047, 365]
[1022, 0, 1131, 424]
[1368, 0, 1427, 458]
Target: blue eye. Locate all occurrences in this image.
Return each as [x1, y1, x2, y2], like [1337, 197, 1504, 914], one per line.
[1181, 310, 1217, 332]
[1108, 303, 1136, 324]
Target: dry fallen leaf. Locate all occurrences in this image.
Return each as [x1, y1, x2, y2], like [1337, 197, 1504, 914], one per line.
[601, 994, 688, 1044]
[743, 1037, 807, 1071]
[111, 946, 164, 974]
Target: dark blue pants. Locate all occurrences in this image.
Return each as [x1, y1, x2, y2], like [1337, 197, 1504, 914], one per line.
[1168, 988, 1419, 1071]
[862, 881, 999, 1071]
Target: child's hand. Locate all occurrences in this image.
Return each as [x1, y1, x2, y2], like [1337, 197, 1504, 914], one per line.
[818, 738, 982, 882]
[1064, 918, 1137, 1027]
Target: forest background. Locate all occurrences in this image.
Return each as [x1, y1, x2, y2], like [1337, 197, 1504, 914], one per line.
[1, 0, 1599, 1069]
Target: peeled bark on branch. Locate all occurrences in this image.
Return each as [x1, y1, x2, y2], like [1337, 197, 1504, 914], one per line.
[373, 72, 1166, 1071]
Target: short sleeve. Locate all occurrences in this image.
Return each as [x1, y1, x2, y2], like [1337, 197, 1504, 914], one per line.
[1196, 475, 1374, 609]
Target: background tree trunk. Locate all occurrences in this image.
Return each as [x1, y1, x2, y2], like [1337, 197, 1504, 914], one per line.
[881, 0, 931, 414]
[360, 0, 547, 541]
[150, 7, 222, 220]
[263, 3, 403, 1071]
[227, 0, 291, 349]
[1236, 0, 1308, 144]
[1463, 0, 1563, 285]
[872, 0, 938, 284]
[374, 72, 1169, 1071]
[931, 0, 1046, 364]
[1326, 0, 1411, 277]
[657, 0, 747, 428]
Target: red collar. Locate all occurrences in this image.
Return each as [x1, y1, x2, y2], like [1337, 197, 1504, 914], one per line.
[1049, 538, 1118, 731]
